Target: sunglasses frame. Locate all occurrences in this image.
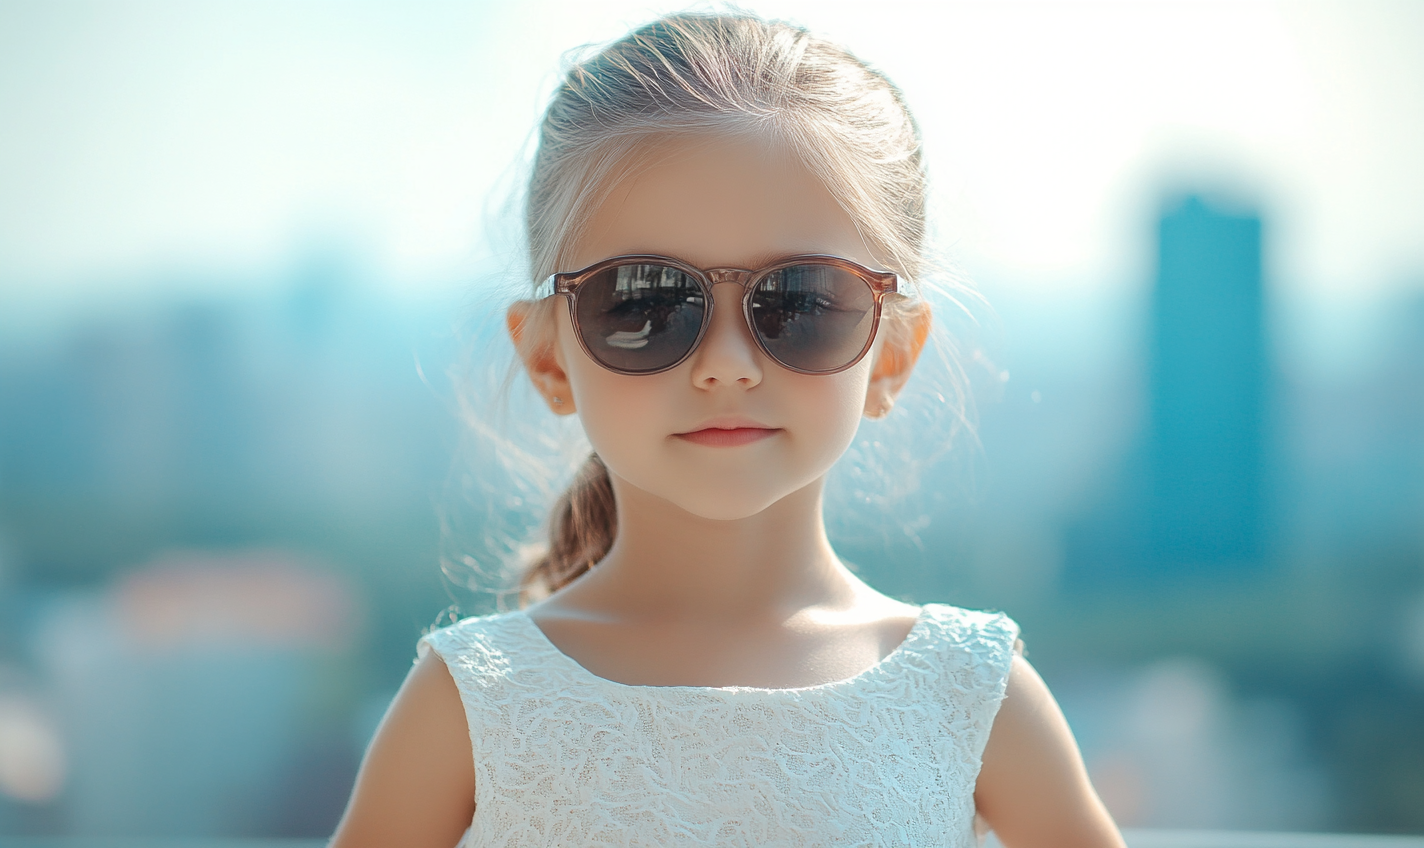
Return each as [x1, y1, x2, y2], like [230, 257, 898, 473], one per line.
[535, 253, 901, 376]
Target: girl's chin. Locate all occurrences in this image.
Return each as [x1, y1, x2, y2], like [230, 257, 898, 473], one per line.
[665, 498, 790, 522]
[646, 479, 820, 522]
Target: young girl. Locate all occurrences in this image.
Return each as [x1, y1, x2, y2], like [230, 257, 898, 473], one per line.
[332, 11, 1123, 848]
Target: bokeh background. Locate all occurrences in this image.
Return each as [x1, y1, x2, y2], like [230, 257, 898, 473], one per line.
[1, 0, 1422, 838]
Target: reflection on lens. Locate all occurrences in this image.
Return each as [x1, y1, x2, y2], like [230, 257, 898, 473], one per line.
[751, 263, 874, 372]
[605, 320, 652, 350]
[574, 263, 705, 372]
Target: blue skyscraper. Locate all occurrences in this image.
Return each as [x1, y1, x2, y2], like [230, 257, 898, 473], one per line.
[1064, 193, 1269, 584]
[1146, 194, 1267, 571]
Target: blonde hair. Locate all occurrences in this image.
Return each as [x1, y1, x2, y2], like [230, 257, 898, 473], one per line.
[510, 10, 944, 601]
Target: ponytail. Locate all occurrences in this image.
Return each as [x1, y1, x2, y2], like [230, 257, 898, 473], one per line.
[520, 453, 616, 603]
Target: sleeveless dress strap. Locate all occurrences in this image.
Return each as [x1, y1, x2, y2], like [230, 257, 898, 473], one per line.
[916, 604, 1021, 765]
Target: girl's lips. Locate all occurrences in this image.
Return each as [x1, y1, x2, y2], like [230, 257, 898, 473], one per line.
[674, 427, 780, 447]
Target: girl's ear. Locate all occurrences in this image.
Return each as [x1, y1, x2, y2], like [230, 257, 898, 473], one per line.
[507, 300, 577, 415]
[864, 300, 931, 419]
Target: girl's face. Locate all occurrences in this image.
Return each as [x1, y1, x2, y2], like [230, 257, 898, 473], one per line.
[538, 137, 901, 521]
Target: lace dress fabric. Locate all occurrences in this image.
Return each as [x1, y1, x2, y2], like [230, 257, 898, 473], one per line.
[417, 603, 1019, 848]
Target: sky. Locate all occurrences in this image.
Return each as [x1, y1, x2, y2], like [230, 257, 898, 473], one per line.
[0, 0, 1421, 323]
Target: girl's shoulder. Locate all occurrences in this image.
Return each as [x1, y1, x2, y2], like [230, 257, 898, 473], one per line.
[905, 602, 1021, 684]
[415, 608, 532, 674]
[917, 603, 1020, 655]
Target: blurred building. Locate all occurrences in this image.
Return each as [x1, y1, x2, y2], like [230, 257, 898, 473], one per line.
[0, 254, 456, 522]
[1054, 658, 1332, 830]
[1063, 194, 1271, 585]
[0, 254, 465, 834]
[1147, 195, 1268, 573]
[32, 550, 359, 836]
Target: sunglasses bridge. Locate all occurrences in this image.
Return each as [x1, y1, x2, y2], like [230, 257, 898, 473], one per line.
[704, 268, 756, 287]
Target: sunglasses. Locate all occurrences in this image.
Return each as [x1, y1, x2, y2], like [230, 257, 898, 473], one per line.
[535, 254, 901, 376]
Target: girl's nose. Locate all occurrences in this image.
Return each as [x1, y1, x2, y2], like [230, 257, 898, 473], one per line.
[688, 282, 764, 389]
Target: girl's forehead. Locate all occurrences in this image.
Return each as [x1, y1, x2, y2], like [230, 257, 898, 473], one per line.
[568, 136, 874, 271]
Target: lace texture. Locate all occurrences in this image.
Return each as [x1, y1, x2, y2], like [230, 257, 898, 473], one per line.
[417, 603, 1019, 848]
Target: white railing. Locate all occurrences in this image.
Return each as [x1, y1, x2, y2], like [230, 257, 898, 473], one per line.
[1120, 833, 1424, 848]
[988, 831, 1424, 848]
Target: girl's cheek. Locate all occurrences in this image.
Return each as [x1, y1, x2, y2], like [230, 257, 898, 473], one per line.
[808, 367, 873, 424]
[573, 369, 666, 450]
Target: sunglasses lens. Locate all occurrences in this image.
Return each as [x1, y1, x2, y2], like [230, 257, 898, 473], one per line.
[574, 263, 706, 373]
[749, 263, 876, 373]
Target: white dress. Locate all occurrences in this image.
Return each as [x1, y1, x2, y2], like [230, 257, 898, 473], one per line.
[417, 602, 1019, 848]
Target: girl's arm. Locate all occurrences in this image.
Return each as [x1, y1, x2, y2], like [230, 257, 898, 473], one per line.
[328, 652, 476, 848]
[974, 655, 1127, 848]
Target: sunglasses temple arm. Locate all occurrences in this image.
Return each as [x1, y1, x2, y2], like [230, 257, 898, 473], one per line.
[534, 275, 558, 299]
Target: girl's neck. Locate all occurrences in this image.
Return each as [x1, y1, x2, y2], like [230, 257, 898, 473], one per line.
[569, 473, 861, 623]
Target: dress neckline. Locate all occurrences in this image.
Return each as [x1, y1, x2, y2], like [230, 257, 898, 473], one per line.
[513, 604, 932, 694]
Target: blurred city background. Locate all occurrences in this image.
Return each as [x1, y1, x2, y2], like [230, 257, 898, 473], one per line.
[1, 0, 1421, 839]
